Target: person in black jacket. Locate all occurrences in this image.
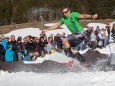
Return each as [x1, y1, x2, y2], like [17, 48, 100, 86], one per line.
[16, 36, 23, 61]
[38, 36, 46, 57]
[26, 37, 36, 53]
[9, 35, 17, 61]
[54, 33, 63, 50]
[111, 23, 115, 43]
[105, 24, 111, 44]
[34, 37, 40, 52]
[0, 36, 5, 61]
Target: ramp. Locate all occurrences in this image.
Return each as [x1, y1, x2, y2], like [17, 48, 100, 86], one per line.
[23, 52, 74, 66]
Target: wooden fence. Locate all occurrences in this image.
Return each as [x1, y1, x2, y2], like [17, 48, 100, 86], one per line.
[0, 19, 115, 34]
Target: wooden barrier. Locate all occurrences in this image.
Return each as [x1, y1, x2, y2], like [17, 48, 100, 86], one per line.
[0, 19, 115, 34]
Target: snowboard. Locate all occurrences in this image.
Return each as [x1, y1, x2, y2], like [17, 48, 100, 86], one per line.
[64, 48, 86, 63]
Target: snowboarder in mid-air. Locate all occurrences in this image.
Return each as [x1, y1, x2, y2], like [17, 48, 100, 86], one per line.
[43, 7, 98, 63]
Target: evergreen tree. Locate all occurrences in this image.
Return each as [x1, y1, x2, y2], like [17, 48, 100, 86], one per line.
[0, 0, 114, 25]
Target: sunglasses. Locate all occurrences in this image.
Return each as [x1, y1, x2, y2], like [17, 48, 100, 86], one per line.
[63, 9, 70, 13]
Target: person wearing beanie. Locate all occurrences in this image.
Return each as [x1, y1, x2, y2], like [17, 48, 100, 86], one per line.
[5, 44, 14, 62]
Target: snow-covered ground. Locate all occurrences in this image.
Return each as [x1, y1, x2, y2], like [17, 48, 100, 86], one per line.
[1, 71, 115, 86]
[4, 24, 71, 40]
[1, 22, 115, 86]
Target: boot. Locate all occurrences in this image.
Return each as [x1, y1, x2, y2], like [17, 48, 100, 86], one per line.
[73, 52, 86, 63]
[64, 48, 86, 63]
[64, 48, 73, 57]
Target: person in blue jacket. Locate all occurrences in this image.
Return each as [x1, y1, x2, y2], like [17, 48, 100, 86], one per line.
[5, 44, 14, 62]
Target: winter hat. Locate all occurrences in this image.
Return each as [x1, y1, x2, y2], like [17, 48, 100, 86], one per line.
[1, 35, 5, 39]
[6, 36, 9, 39]
[17, 36, 22, 41]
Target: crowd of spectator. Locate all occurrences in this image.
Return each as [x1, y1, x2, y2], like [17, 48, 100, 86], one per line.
[0, 23, 115, 62]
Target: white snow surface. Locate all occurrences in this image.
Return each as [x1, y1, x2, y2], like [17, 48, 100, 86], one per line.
[87, 23, 107, 30]
[87, 22, 115, 30]
[1, 22, 115, 86]
[23, 52, 74, 64]
[1, 71, 115, 86]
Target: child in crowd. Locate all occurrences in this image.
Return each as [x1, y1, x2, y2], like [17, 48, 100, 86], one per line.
[23, 52, 34, 61]
[5, 44, 14, 62]
[32, 51, 39, 61]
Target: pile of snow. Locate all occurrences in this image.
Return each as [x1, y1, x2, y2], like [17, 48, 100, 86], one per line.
[24, 52, 74, 64]
[45, 24, 71, 37]
[109, 22, 115, 27]
[87, 22, 115, 30]
[96, 43, 115, 55]
[4, 24, 71, 39]
[5, 28, 42, 39]
[44, 23, 57, 27]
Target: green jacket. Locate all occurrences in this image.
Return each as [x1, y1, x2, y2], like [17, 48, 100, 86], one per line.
[59, 12, 84, 33]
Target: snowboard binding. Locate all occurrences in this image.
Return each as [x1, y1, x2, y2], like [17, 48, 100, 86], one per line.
[64, 48, 86, 63]
[72, 52, 86, 63]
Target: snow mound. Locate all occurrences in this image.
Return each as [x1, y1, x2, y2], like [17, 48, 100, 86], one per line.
[4, 28, 41, 39]
[24, 52, 73, 64]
